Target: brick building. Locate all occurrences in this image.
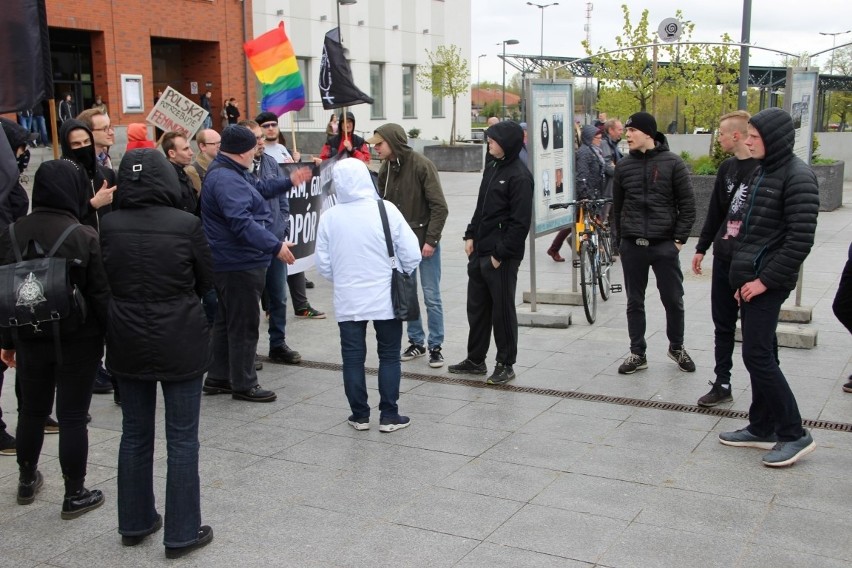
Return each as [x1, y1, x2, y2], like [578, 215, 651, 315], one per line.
[45, 0, 256, 128]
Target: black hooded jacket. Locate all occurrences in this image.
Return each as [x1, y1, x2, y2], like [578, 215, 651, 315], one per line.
[728, 108, 819, 291]
[59, 119, 114, 231]
[99, 149, 214, 382]
[612, 131, 695, 242]
[0, 117, 32, 230]
[0, 160, 110, 347]
[465, 121, 533, 261]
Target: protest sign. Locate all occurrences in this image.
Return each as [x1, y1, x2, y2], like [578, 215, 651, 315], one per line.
[145, 86, 208, 138]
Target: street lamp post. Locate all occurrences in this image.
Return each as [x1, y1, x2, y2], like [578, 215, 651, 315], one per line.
[336, 0, 357, 44]
[476, 54, 486, 113]
[527, 2, 558, 62]
[500, 39, 519, 119]
[819, 29, 851, 130]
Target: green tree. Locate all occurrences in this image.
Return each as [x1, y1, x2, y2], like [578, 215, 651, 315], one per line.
[417, 44, 470, 145]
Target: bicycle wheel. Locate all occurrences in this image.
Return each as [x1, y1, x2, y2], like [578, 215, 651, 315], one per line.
[580, 240, 597, 324]
[598, 228, 613, 301]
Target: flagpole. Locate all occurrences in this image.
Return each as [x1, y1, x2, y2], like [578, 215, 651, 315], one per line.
[49, 98, 60, 159]
[290, 119, 298, 155]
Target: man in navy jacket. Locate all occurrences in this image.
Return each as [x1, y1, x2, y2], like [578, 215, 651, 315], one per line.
[200, 125, 311, 402]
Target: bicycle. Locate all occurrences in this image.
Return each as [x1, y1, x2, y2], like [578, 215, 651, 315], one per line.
[549, 196, 621, 323]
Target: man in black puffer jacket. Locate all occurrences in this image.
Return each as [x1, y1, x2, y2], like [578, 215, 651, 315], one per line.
[448, 121, 532, 385]
[613, 112, 696, 376]
[719, 107, 819, 468]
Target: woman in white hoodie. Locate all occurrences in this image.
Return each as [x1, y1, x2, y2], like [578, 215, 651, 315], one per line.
[316, 158, 421, 433]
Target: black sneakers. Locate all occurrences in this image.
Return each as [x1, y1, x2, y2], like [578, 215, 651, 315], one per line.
[486, 363, 516, 385]
[379, 415, 411, 433]
[697, 381, 733, 407]
[269, 343, 302, 365]
[165, 525, 214, 559]
[44, 416, 60, 435]
[401, 343, 426, 361]
[668, 346, 696, 372]
[448, 358, 487, 375]
[61, 487, 104, 519]
[232, 384, 277, 403]
[618, 353, 648, 374]
[843, 376, 852, 393]
[348, 415, 370, 431]
[428, 347, 444, 368]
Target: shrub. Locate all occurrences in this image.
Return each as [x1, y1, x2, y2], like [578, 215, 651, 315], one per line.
[408, 128, 420, 139]
[691, 155, 717, 175]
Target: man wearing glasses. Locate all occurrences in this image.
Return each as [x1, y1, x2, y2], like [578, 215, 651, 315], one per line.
[255, 112, 326, 320]
[77, 108, 115, 170]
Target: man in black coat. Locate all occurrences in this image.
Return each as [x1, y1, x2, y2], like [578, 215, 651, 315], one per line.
[613, 112, 696, 376]
[718, 107, 819, 468]
[162, 132, 199, 214]
[58, 119, 115, 231]
[448, 121, 532, 385]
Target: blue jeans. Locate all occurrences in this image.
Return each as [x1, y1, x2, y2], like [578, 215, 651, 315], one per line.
[406, 243, 444, 349]
[31, 115, 48, 146]
[117, 376, 203, 548]
[338, 319, 402, 420]
[266, 256, 289, 349]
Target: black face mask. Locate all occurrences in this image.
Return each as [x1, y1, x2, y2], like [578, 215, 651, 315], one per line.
[70, 146, 96, 177]
[17, 148, 30, 173]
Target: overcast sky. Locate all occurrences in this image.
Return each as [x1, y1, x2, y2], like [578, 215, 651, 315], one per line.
[470, 0, 852, 84]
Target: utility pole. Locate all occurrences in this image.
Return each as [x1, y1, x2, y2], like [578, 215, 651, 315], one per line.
[737, 0, 752, 110]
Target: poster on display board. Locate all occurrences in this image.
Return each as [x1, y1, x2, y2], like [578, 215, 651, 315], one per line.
[783, 67, 818, 163]
[526, 79, 575, 237]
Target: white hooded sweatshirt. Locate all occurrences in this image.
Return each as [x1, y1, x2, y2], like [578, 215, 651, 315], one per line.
[316, 158, 421, 322]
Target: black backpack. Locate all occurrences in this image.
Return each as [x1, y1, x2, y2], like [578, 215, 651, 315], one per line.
[0, 222, 87, 342]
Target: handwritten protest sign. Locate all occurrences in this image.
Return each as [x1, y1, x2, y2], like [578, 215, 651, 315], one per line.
[145, 86, 209, 138]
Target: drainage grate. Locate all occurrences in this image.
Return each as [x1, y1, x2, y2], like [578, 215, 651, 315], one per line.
[298, 360, 852, 433]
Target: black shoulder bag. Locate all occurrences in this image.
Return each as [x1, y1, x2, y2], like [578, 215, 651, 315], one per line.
[377, 200, 420, 322]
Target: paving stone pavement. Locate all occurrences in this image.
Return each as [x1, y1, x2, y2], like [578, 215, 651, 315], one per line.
[1, 158, 850, 567]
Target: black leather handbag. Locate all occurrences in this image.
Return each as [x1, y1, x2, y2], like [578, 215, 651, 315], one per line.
[377, 200, 420, 322]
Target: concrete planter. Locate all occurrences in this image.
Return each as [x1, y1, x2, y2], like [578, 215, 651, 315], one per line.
[812, 161, 844, 211]
[689, 174, 715, 238]
[424, 143, 484, 172]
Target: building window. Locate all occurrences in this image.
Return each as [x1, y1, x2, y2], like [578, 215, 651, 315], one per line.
[402, 65, 416, 118]
[431, 65, 444, 117]
[370, 62, 384, 119]
[296, 57, 311, 121]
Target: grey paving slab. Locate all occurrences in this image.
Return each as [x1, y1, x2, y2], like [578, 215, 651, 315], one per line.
[634, 486, 771, 540]
[455, 542, 592, 568]
[738, 544, 852, 568]
[569, 443, 690, 485]
[598, 522, 748, 568]
[481, 432, 591, 472]
[437, 457, 560, 502]
[389, 419, 512, 456]
[389, 485, 524, 540]
[441, 399, 553, 431]
[755, 503, 852, 563]
[664, 454, 786, 503]
[531, 472, 657, 521]
[600, 421, 708, 453]
[517, 409, 622, 444]
[487, 503, 628, 564]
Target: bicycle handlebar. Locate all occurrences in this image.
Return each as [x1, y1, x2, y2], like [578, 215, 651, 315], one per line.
[549, 197, 613, 210]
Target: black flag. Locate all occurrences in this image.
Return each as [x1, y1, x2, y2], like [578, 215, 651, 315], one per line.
[0, 0, 53, 113]
[319, 28, 374, 110]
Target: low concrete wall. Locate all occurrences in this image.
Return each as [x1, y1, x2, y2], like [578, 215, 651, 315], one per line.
[690, 175, 714, 238]
[424, 144, 484, 172]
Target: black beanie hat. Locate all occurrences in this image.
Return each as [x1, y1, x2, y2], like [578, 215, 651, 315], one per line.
[255, 111, 278, 125]
[625, 112, 657, 139]
[220, 125, 258, 154]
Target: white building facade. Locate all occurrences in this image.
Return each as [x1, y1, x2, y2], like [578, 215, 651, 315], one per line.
[252, 0, 472, 143]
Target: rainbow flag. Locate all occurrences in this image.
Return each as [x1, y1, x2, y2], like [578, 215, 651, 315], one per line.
[243, 22, 305, 116]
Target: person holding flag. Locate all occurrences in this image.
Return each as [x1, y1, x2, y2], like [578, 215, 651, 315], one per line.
[313, 111, 370, 165]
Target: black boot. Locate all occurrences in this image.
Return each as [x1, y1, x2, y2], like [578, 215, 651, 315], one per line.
[17, 469, 43, 505]
[62, 477, 104, 520]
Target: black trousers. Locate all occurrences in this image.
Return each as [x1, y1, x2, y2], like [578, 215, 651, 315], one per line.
[740, 288, 804, 441]
[619, 239, 685, 355]
[465, 255, 521, 366]
[208, 268, 266, 392]
[15, 337, 102, 483]
[833, 241, 852, 333]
